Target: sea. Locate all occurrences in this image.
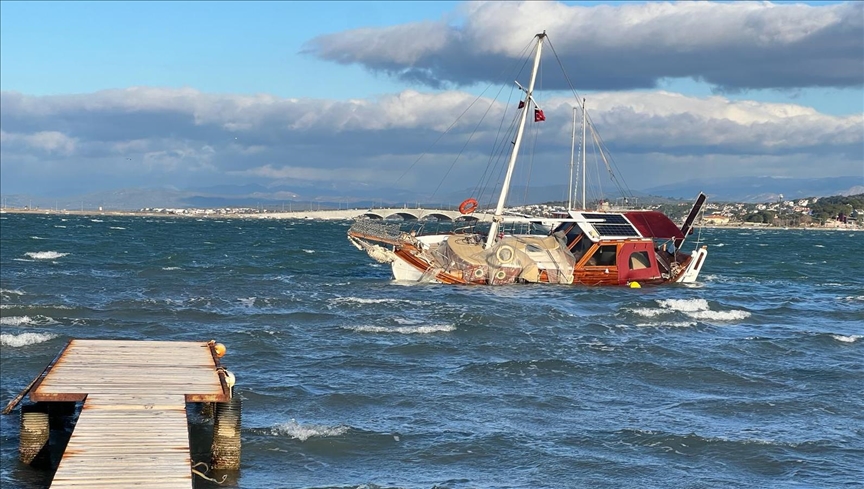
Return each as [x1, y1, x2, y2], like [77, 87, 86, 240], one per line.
[1, 212, 862, 489]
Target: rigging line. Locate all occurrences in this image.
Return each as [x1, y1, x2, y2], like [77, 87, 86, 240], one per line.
[546, 36, 583, 106]
[471, 79, 518, 201]
[475, 86, 523, 212]
[586, 112, 634, 199]
[412, 36, 533, 198]
[428, 84, 510, 201]
[474, 39, 539, 209]
[590, 123, 631, 200]
[480, 111, 521, 212]
[393, 38, 537, 189]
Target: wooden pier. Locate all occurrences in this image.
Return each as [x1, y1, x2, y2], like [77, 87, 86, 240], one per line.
[5, 339, 236, 488]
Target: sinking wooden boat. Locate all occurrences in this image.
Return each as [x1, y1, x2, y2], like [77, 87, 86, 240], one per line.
[348, 32, 708, 286]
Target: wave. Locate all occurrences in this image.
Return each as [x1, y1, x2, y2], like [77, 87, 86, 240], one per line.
[0, 288, 25, 295]
[271, 419, 349, 441]
[109, 226, 126, 230]
[344, 324, 456, 334]
[330, 297, 429, 306]
[0, 332, 57, 347]
[831, 335, 861, 343]
[30, 236, 46, 240]
[0, 315, 56, 326]
[627, 298, 750, 324]
[24, 251, 68, 260]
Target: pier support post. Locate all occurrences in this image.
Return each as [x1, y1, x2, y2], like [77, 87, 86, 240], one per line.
[19, 404, 49, 465]
[211, 396, 242, 470]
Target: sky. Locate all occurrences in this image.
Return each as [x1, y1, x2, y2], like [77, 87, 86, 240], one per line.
[1, 0, 862, 202]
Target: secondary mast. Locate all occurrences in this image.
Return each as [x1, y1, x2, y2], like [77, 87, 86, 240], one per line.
[581, 98, 587, 210]
[485, 32, 546, 249]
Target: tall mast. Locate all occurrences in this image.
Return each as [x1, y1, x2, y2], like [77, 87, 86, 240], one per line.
[581, 97, 587, 210]
[485, 32, 546, 249]
[568, 106, 576, 211]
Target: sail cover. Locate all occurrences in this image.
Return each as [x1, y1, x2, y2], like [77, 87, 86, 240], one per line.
[624, 211, 685, 240]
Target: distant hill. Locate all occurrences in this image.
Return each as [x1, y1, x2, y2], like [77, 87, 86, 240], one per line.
[643, 176, 863, 203]
[3, 175, 861, 210]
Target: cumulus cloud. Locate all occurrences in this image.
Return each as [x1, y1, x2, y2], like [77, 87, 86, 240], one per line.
[0, 86, 861, 197]
[303, 1, 864, 91]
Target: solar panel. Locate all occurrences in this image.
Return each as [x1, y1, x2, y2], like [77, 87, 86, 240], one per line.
[593, 223, 640, 237]
[583, 213, 629, 224]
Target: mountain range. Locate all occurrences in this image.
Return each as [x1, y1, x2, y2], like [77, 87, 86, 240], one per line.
[2, 176, 861, 211]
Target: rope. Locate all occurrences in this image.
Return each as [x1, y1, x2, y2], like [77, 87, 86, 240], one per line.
[191, 462, 228, 484]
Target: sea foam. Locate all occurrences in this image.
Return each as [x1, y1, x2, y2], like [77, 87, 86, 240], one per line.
[629, 298, 750, 324]
[344, 324, 456, 334]
[272, 419, 349, 441]
[831, 335, 861, 343]
[25, 251, 68, 260]
[0, 332, 57, 347]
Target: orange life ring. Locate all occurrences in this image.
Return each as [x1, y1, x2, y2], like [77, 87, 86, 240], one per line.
[459, 198, 478, 215]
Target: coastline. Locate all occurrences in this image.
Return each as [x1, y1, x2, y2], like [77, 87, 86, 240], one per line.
[1, 207, 860, 231]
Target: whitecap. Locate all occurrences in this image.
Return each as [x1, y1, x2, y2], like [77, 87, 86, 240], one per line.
[687, 310, 751, 321]
[630, 307, 668, 318]
[0, 289, 25, 295]
[302, 249, 315, 254]
[91, 219, 103, 223]
[0, 332, 57, 347]
[54, 225, 66, 228]
[657, 298, 710, 312]
[344, 324, 455, 334]
[30, 236, 46, 240]
[161, 267, 181, 271]
[715, 243, 725, 247]
[272, 419, 349, 441]
[0, 315, 56, 326]
[238, 297, 256, 308]
[814, 244, 825, 248]
[634, 321, 698, 328]
[25, 251, 68, 260]
[831, 335, 861, 343]
[109, 226, 126, 230]
[0, 316, 35, 326]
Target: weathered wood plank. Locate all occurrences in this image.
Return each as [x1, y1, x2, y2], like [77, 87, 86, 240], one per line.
[34, 339, 228, 488]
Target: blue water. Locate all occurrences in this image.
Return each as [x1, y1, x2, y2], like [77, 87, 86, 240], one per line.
[1, 213, 862, 489]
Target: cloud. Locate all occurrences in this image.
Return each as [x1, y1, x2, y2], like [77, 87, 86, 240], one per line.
[1, 86, 861, 198]
[303, 1, 864, 91]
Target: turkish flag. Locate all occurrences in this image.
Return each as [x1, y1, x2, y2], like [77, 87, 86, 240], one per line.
[534, 109, 545, 122]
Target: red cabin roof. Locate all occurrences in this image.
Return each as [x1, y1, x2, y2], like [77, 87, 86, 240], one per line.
[624, 211, 684, 240]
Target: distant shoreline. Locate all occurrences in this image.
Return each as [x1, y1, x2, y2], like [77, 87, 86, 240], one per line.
[1, 207, 860, 231]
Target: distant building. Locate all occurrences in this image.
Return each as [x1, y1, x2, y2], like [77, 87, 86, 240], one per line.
[703, 214, 731, 225]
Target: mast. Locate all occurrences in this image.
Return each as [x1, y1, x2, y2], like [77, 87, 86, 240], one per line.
[568, 106, 576, 211]
[485, 32, 546, 249]
[581, 98, 587, 210]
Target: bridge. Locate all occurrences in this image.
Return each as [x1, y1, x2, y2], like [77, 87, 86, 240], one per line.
[255, 207, 500, 222]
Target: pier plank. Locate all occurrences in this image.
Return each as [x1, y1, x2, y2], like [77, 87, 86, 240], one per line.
[26, 339, 229, 488]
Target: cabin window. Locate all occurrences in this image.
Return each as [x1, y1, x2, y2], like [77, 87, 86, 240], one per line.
[570, 234, 592, 259]
[587, 245, 617, 266]
[629, 251, 651, 270]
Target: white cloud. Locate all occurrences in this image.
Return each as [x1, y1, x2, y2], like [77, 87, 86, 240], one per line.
[1, 86, 861, 197]
[304, 1, 863, 90]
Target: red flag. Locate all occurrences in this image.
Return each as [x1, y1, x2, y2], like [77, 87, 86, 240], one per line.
[518, 100, 525, 109]
[534, 109, 545, 122]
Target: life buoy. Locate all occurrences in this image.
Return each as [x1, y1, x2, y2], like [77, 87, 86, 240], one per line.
[496, 245, 515, 264]
[459, 198, 479, 215]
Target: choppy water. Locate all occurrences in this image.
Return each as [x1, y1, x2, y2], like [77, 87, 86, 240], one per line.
[1, 213, 862, 489]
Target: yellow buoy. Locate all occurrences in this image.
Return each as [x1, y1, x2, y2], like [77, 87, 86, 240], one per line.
[214, 343, 227, 358]
[629, 281, 641, 289]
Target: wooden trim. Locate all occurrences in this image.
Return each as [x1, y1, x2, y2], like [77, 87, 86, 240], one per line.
[3, 338, 72, 413]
